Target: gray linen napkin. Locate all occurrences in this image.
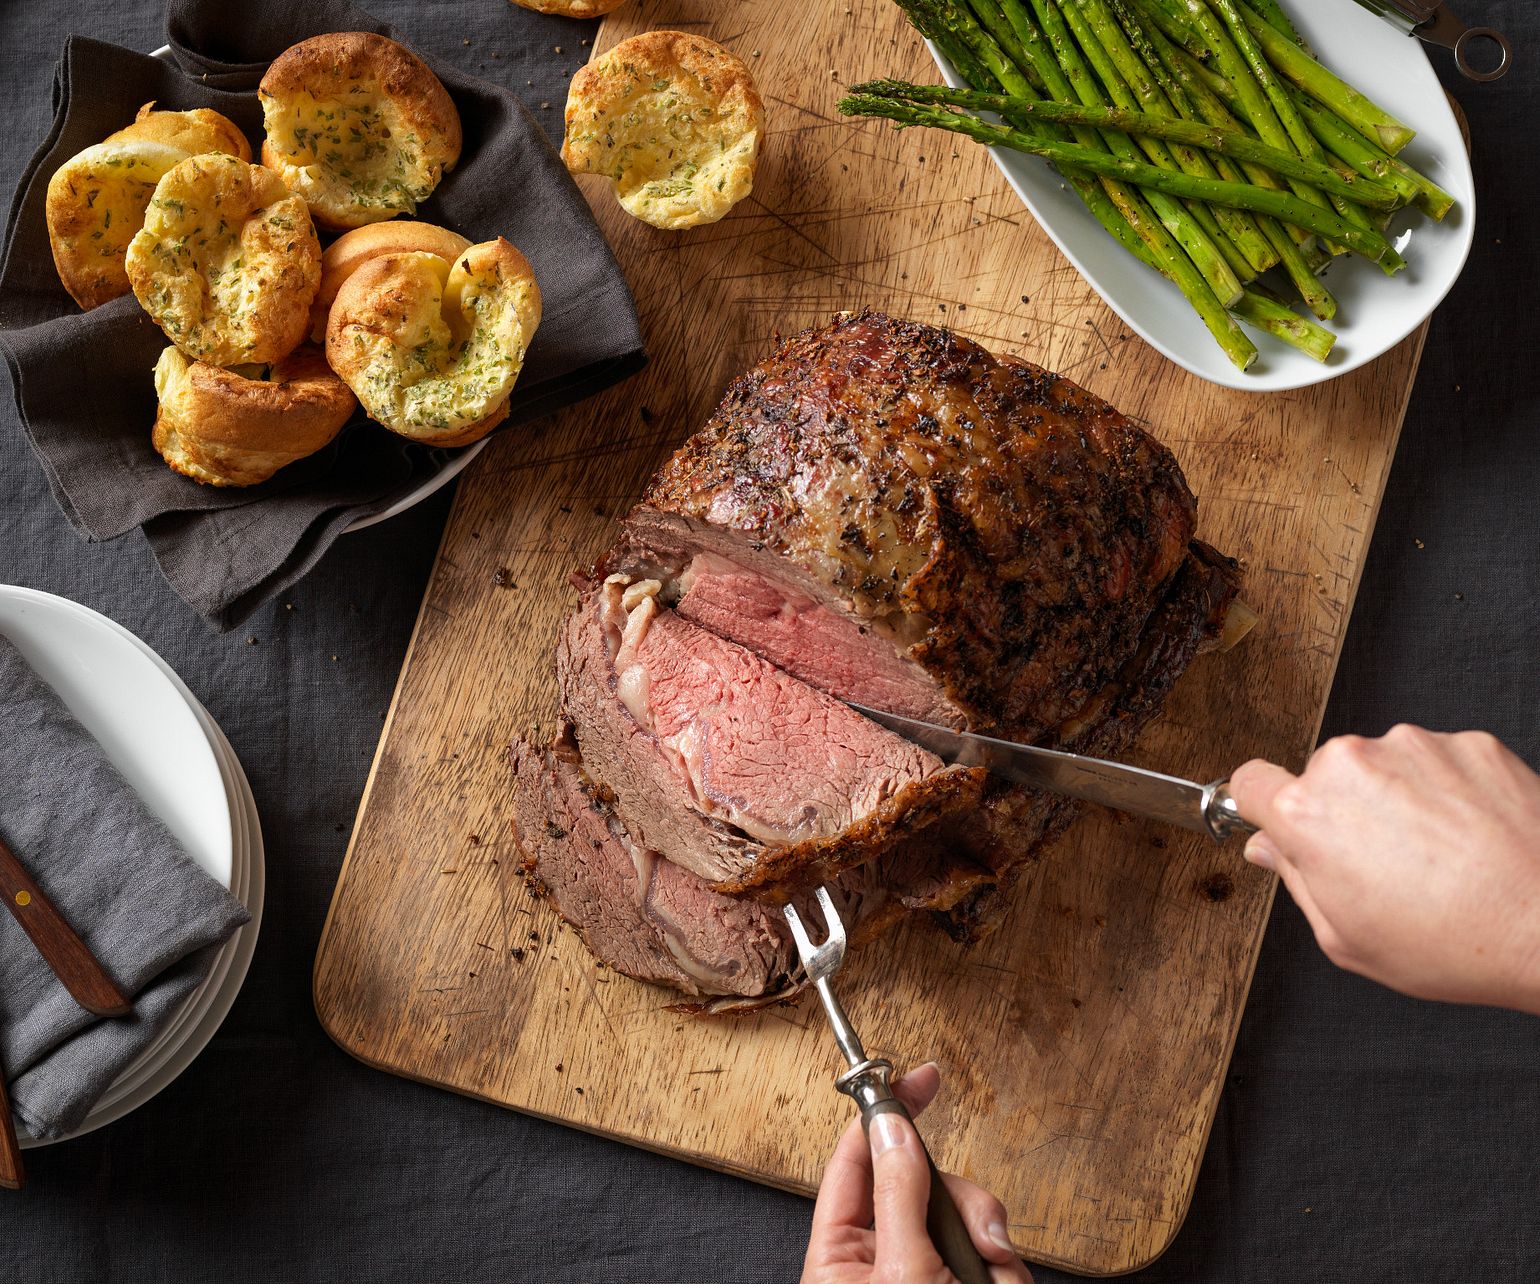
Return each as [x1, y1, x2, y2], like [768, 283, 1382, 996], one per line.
[0, 634, 249, 1140]
[0, 0, 645, 630]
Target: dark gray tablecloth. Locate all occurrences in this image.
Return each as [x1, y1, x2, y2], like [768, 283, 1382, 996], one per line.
[2, 1, 1536, 1280]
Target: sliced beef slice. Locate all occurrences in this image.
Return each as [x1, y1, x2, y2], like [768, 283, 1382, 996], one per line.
[557, 574, 985, 894]
[511, 736, 797, 998]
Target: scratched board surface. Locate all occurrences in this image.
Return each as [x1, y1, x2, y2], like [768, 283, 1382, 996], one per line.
[312, 0, 1429, 1273]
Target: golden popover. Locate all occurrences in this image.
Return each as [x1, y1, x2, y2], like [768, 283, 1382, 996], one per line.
[308, 220, 472, 341]
[259, 32, 462, 230]
[153, 344, 356, 487]
[125, 154, 321, 366]
[107, 102, 252, 163]
[326, 237, 541, 448]
[510, 0, 630, 15]
[561, 31, 764, 230]
[45, 105, 250, 310]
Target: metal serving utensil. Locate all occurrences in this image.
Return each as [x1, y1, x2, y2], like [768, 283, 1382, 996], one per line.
[1353, 0, 1511, 80]
[784, 888, 994, 1284]
[846, 703, 1256, 842]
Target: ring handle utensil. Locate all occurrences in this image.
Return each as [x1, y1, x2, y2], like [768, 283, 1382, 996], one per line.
[1354, 0, 1511, 81]
[838, 1058, 995, 1284]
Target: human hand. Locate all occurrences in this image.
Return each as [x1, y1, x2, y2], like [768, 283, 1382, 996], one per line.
[802, 1062, 1033, 1284]
[1230, 726, 1540, 1014]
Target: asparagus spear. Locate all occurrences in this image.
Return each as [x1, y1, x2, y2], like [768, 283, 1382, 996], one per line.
[1134, 8, 1337, 316]
[1247, 0, 1311, 52]
[1168, 0, 1343, 240]
[1205, 0, 1384, 264]
[1068, 0, 1279, 273]
[897, 0, 1146, 248]
[1297, 96, 1453, 219]
[1232, 284, 1335, 361]
[912, 0, 1257, 363]
[838, 94, 1406, 267]
[1015, 0, 1245, 302]
[1235, 1, 1415, 153]
[849, 82, 1399, 208]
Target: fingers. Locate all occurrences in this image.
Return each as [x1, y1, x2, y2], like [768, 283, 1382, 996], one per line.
[809, 1064, 942, 1239]
[893, 1061, 943, 1119]
[870, 1108, 939, 1277]
[1243, 830, 1281, 871]
[940, 1173, 1036, 1282]
[1228, 759, 1298, 832]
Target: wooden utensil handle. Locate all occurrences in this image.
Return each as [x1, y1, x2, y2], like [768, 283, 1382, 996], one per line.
[861, 1097, 995, 1284]
[0, 836, 130, 1018]
[0, 1072, 23, 1191]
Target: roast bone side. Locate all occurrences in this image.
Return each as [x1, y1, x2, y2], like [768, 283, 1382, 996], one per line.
[512, 310, 1241, 1003]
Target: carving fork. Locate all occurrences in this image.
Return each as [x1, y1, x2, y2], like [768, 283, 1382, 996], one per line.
[784, 888, 994, 1284]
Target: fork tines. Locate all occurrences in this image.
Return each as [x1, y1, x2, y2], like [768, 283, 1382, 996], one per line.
[782, 886, 848, 980]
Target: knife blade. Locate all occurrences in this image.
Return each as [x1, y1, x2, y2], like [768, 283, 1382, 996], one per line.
[847, 704, 1256, 842]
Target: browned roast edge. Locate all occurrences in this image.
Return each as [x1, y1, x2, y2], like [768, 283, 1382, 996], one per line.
[638, 309, 1202, 739]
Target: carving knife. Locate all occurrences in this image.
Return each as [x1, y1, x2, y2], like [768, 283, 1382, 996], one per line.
[847, 704, 1257, 842]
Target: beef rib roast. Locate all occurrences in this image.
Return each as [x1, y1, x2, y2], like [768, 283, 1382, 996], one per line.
[511, 310, 1241, 1006]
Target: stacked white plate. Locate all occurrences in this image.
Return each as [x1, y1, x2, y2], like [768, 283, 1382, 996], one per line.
[0, 586, 264, 1147]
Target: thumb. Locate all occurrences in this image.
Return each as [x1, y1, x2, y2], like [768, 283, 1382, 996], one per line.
[1228, 759, 1297, 833]
[870, 1109, 939, 1277]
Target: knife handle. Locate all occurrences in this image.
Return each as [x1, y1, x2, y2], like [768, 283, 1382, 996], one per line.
[0, 836, 131, 1018]
[840, 1060, 995, 1284]
[0, 1071, 22, 1191]
[1202, 779, 1258, 841]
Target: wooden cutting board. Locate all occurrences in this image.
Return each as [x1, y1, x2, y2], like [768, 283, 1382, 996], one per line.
[313, 1, 1429, 1273]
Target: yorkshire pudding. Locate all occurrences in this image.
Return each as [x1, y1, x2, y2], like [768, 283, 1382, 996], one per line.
[308, 220, 472, 341]
[153, 344, 356, 487]
[511, 0, 630, 14]
[125, 154, 321, 366]
[46, 105, 249, 310]
[562, 31, 764, 230]
[106, 102, 252, 163]
[259, 32, 462, 230]
[326, 237, 541, 448]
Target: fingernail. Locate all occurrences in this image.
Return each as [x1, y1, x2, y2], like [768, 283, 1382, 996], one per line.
[870, 1112, 909, 1155]
[1243, 835, 1276, 870]
[987, 1221, 1014, 1254]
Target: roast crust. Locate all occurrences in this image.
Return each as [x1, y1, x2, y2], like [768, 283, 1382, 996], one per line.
[259, 31, 461, 229]
[643, 309, 1201, 741]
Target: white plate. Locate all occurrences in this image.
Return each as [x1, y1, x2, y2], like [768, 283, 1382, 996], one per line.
[146, 45, 487, 532]
[0, 588, 262, 1147]
[928, 0, 1476, 391]
[43, 685, 265, 1146]
[0, 587, 231, 886]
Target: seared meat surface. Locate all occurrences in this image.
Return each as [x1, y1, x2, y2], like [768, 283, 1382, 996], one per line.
[634, 310, 1198, 738]
[512, 311, 1239, 1001]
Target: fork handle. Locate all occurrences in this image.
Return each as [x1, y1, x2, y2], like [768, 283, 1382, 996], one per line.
[842, 1062, 994, 1284]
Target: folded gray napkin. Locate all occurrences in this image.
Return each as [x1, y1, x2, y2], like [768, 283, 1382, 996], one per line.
[0, 634, 250, 1140]
[0, 0, 645, 630]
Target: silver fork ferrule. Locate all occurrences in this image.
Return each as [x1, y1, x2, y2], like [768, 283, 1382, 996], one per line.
[836, 1058, 896, 1112]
